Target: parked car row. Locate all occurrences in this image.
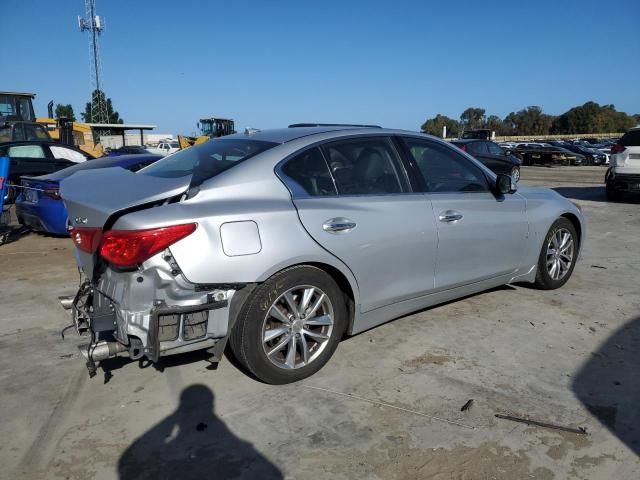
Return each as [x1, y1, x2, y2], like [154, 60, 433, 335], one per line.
[15, 154, 162, 235]
[497, 138, 616, 166]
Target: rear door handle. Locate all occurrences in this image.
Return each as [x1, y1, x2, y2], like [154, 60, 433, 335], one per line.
[438, 211, 463, 223]
[323, 217, 357, 233]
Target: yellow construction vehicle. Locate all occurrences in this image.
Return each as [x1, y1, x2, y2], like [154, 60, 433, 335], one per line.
[36, 117, 103, 158]
[178, 117, 236, 149]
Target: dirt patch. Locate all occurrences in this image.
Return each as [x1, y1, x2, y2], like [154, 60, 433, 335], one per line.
[402, 351, 457, 368]
[299, 437, 555, 480]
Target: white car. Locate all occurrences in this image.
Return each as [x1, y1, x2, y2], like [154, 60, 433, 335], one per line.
[606, 126, 640, 200]
[147, 141, 180, 156]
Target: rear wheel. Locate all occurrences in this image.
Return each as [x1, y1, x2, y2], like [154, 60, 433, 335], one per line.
[230, 265, 347, 384]
[510, 166, 520, 183]
[534, 218, 578, 290]
[606, 182, 624, 201]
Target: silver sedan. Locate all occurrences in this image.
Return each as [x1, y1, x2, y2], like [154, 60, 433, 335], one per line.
[61, 126, 585, 383]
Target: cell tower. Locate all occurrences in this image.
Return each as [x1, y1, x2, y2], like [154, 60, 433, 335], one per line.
[78, 0, 109, 125]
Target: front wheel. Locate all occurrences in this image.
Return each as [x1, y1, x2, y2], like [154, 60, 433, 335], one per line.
[534, 218, 578, 290]
[229, 265, 347, 384]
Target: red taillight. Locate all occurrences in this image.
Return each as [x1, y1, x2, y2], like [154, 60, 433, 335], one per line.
[99, 223, 197, 267]
[69, 227, 102, 254]
[611, 143, 626, 154]
[44, 188, 61, 200]
[457, 144, 467, 152]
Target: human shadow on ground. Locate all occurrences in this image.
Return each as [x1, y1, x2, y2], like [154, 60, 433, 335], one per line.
[553, 186, 640, 204]
[572, 316, 640, 455]
[118, 384, 283, 480]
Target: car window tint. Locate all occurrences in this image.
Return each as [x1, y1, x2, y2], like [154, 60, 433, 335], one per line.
[321, 138, 407, 195]
[0, 127, 11, 142]
[621, 130, 640, 147]
[7, 145, 46, 158]
[280, 147, 336, 197]
[141, 138, 277, 189]
[402, 138, 489, 193]
[50, 146, 87, 163]
[486, 142, 504, 155]
[24, 124, 49, 140]
[13, 125, 25, 141]
[471, 142, 488, 154]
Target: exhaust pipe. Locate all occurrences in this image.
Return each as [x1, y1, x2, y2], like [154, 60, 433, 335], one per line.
[59, 295, 74, 310]
[79, 341, 127, 362]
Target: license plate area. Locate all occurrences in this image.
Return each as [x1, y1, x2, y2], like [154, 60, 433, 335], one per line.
[157, 311, 209, 342]
[24, 189, 38, 203]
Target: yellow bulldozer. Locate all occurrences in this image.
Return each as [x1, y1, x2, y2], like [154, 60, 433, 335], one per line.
[178, 117, 236, 149]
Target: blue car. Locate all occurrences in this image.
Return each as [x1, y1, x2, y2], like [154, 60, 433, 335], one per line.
[15, 154, 162, 235]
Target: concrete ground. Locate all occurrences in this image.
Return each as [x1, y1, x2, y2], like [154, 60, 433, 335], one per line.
[0, 166, 638, 480]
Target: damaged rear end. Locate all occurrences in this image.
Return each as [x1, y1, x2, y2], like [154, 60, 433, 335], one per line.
[59, 139, 276, 376]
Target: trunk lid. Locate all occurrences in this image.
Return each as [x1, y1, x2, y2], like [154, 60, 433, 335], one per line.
[60, 167, 191, 277]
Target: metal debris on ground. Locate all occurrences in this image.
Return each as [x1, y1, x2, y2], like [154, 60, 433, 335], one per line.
[461, 399, 474, 412]
[303, 385, 476, 429]
[495, 413, 587, 435]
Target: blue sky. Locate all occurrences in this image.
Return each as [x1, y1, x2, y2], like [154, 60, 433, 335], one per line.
[3, 0, 639, 134]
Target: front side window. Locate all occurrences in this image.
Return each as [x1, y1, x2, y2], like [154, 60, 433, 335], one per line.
[401, 138, 489, 193]
[321, 137, 408, 195]
[280, 147, 336, 197]
[24, 124, 49, 140]
[50, 146, 87, 163]
[140, 138, 277, 187]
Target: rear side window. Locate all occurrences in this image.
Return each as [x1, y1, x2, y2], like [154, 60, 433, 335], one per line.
[469, 142, 488, 154]
[321, 137, 408, 195]
[486, 142, 504, 155]
[621, 130, 640, 147]
[141, 138, 277, 187]
[280, 148, 336, 197]
[401, 138, 489, 193]
[7, 145, 46, 158]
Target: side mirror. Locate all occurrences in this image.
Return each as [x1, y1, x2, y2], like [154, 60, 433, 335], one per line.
[495, 174, 516, 194]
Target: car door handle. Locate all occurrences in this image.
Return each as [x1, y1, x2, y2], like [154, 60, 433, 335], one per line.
[323, 218, 357, 233]
[438, 211, 463, 223]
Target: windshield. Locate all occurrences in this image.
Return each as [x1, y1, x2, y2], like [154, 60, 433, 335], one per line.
[140, 138, 277, 186]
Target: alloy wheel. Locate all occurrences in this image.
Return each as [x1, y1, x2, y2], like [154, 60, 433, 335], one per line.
[546, 228, 574, 280]
[261, 285, 334, 370]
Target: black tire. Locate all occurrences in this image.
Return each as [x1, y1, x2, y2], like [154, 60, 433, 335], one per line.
[606, 182, 624, 201]
[534, 218, 578, 290]
[510, 166, 520, 183]
[229, 265, 347, 384]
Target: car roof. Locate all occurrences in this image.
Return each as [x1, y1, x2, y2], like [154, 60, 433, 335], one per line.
[451, 139, 484, 144]
[224, 126, 386, 144]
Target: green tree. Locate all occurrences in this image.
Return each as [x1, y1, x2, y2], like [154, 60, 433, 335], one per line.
[554, 102, 635, 134]
[420, 114, 460, 137]
[460, 107, 486, 130]
[484, 115, 505, 135]
[502, 106, 554, 136]
[54, 104, 76, 121]
[80, 89, 124, 124]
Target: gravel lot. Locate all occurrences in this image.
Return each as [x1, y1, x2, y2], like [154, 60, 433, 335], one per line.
[1, 166, 638, 480]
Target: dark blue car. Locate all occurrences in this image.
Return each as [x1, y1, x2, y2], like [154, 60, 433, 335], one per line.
[15, 154, 162, 235]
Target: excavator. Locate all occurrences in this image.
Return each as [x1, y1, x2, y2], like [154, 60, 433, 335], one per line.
[177, 117, 235, 149]
[0, 92, 103, 157]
